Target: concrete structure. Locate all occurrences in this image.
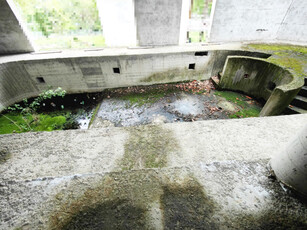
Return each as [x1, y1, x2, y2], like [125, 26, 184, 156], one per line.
[0, 0, 34, 54]
[271, 125, 307, 196]
[208, 0, 307, 44]
[97, 0, 190, 47]
[219, 56, 304, 116]
[1, 114, 307, 229]
[0, 44, 270, 112]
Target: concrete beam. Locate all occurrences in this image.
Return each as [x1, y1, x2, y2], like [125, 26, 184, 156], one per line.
[0, 0, 34, 54]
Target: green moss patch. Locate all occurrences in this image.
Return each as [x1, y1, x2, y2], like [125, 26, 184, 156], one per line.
[120, 125, 180, 170]
[215, 91, 262, 118]
[0, 112, 67, 134]
[244, 44, 307, 78]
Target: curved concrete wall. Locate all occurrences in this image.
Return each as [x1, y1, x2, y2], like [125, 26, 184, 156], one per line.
[220, 56, 304, 116]
[0, 47, 269, 112]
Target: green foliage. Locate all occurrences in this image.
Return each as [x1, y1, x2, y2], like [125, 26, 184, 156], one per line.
[1, 87, 67, 134]
[14, 0, 102, 37]
[192, 0, 205, 15]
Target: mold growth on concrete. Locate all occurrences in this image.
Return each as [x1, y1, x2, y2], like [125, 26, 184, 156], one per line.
[141, 67, 207, 83]
[120, 125, 180, 170]
[0, 147, 11, 164]
[161, 180, 217, 229]
[244, 44, 307, 78]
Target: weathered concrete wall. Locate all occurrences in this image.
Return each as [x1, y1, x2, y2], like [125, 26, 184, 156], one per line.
[1, 114, 307, 229]
[220, 56, 304, 116]
[0, 0, 34, 54]
[0, 46, 269, 112]
[208, 0, 307, 44]
[276, 0, 307, 44]
[134, 0, 183, 46]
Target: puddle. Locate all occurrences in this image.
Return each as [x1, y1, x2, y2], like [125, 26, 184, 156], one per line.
[93, 81, 263, 128]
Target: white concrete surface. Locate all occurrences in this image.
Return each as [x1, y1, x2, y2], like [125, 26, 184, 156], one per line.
[208, 0, 307, 44]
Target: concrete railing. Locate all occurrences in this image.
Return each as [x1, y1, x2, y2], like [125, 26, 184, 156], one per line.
[220, 56, 304, 116]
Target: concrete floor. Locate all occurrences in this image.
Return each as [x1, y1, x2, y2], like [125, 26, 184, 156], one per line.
[0, 114, 307, 229]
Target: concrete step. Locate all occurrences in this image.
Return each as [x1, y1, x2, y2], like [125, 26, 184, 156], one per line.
[286, 105, 307, 114]
[298, 86, 307, 97]
[291, 95, 307, 110]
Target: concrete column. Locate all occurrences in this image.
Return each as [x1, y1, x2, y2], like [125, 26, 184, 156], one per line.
[0, 0, 34, 54]
[270, 125, 307, 196]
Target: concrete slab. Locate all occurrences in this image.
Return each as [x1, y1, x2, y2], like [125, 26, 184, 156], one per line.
[1, 114, 307, 229]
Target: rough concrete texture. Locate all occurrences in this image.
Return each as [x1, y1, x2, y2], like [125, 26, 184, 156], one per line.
[1, 115, 307, 229]
[209, 0, 307, 45]
[0, 0, 34, 54]
[0, 44, 270, 112]
[220, 56, 304, 116]
[134, 0, 182, 46]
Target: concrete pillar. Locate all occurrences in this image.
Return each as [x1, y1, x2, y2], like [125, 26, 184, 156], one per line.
[270, 125, 307, 196]
[0, 0, 34, 54]
[96, 0, 190, 47]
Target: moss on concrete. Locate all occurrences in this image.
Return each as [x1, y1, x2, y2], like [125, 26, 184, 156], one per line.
[161, 179, 217, 229]
[48, 170, 216, 230]
[215, 91, 262, 118]
[0, 147, 11, 164]
[244, 44, 307, 78]
[120, 125, 180, 170]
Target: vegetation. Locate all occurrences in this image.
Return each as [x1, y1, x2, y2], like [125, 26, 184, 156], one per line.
[13, 0, 104, 50]
[0, 88, 67, 134]
[215, 91, 262, 118]
[245, 44, 307, 78]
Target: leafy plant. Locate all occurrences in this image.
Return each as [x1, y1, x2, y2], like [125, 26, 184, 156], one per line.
[3, 87, 66, 132]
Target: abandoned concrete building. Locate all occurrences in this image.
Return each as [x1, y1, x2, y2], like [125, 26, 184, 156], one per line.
[0, 0, 307, 229]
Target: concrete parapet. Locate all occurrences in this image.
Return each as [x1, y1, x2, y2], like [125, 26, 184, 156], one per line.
[0, 46, 269, 112]
[220, 56, 304, 116]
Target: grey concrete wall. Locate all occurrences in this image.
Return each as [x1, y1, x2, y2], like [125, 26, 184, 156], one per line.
[208, 0, 307, 44]
[276, 0, 307, 44]
[0, 0, 34, 54]
[0, 46, 269, 112]
[220, 56, 304, 116]
[134, 0, 183, 46]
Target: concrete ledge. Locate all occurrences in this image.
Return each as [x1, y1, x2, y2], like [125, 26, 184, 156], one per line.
[220, 56, 304, 116]
[1, 114, 307, 229]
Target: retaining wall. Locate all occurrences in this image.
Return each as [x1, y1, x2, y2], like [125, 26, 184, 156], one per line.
[0, 47, 269, 112]
[220, 56, 304, 116]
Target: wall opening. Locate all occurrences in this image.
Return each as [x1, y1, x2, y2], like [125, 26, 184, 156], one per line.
[189, 63, 196, 69]
[36, 77, 45, 83]
[187, 0, 213, 43]
[12, 0, 104, 51]
[113, 68, 120, 74]
[267, 81, 276, 91]
[195, 51, 208, 56]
